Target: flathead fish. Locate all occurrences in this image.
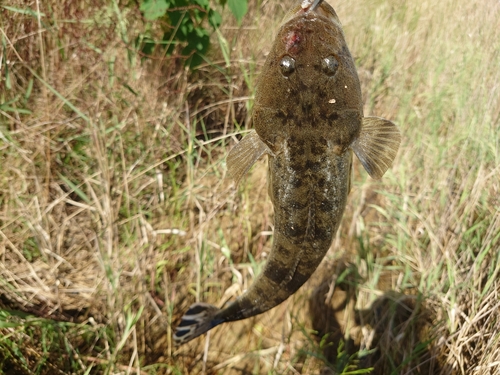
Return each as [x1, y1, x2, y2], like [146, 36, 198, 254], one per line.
[174, 0, 401, 345]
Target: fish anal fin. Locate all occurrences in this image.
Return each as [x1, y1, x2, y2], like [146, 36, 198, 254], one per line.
[351, 117, 401, 180]
[227, 130, 272, 186]
[173, 302, 222, 345]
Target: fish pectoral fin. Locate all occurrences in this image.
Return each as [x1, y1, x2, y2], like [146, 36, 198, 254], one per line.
[173, 302, 222, 345]
[227, 130, 272, 185]
[351, 117, 401, 180]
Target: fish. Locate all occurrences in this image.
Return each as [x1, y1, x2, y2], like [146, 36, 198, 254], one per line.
[173, 0, 401, 345]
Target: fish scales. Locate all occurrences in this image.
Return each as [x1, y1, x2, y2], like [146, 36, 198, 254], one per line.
[174, 0, 401, 345]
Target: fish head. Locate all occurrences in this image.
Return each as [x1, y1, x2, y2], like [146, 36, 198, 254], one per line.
[254, 1, 363, 153]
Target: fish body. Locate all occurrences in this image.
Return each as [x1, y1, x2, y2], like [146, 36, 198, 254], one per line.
[174, 0, 401, 345]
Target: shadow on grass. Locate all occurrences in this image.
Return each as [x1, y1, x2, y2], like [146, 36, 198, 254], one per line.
[308, 262, 451, 375]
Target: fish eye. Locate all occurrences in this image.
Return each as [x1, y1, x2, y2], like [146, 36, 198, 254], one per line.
[279, 55, 295, 77]
[322, 55, 339, 76]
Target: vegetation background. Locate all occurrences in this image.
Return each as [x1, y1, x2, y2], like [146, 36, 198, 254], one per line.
[1, 0, 499, 374]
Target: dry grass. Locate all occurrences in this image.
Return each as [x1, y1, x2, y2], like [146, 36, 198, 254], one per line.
[1, 0, 499, 374]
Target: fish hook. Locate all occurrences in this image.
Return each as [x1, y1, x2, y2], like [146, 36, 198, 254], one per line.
[309, 0, 324, 12]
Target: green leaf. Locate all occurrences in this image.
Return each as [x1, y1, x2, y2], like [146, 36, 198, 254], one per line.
[1, 5, 45, 17]
[58, 174, 91, 204]
[227, 0, 247, 24]
[208, 9, 222, 29]
[4, 57, 11, 90]
[0, 321, 21, 328]
[216, 28, 230, 67]
[25, 78, 34, 100]
[0, 96, 32, 114]
[194, 0, 209, 7]
[183, 29, 210, 67]
[138, 36, 156, 56]
[0, 106, 31, 114]
[140, 0, 169, 21]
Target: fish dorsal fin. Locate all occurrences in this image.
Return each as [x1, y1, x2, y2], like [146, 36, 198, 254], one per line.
[227, 130, 272, 185]
[351, 117, 401, 180]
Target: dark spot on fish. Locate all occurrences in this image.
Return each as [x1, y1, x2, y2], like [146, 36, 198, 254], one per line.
[312, 224, 333, 243]
[305, 159, 320, 171]
[178, 319, 197, 327]
[289, 134, 304, 146]
[285, 221, 305, 238]
[318, 136, 329, 146]
[290, 176, 303, 188]
[284, 271, 310, 293]
[311, 141, 327, 156]
[276, 109, 296, 126]
[316, 177, 326, 188]
[301, 102, 313, 115]
[274, 242, 292, 258]
[264, 259, 290, 285]
[290, 140, 305, 155]
[328, 111, 339, 121]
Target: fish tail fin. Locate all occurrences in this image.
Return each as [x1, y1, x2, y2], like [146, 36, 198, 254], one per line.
[173, 302, 222, 345]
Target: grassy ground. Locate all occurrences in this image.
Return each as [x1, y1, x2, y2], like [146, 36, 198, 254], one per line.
[1, 0, 499, 374]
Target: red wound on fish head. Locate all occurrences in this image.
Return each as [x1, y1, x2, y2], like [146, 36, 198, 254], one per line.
[284, 30, 302, 53]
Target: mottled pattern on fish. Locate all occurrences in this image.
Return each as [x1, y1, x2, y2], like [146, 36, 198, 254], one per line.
[174, 0, 401, 345]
